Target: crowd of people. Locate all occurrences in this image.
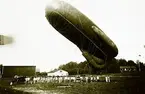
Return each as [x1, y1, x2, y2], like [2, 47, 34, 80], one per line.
[9, 75, 111, 86]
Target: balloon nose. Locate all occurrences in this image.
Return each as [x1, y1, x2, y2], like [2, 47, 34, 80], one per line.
[45, 0, 61, 14]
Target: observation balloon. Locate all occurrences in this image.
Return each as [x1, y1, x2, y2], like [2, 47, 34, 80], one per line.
[45, 0, 118, 68]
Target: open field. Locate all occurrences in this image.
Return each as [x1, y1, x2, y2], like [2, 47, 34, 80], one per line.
[12, 80, 145, 94]
[0, 85, 30, 94]
[0, 72, 145, 94]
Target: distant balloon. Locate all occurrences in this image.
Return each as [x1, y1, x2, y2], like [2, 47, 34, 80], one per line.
[45, 0, 118, 68]
[0, 35, 13, 45]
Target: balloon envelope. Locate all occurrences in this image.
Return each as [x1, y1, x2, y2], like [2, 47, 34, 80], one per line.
[45, 0, 118, 62]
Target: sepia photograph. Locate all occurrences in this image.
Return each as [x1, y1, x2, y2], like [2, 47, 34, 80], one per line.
[0, 0, 145, 94]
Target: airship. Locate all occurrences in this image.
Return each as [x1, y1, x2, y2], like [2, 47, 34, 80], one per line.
[45, 0, 118, 68]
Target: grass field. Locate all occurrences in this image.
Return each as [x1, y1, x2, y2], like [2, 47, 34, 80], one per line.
[12, 81, 145, 94]
[0, 72, 145, 94]
[0, 85, 30, 94]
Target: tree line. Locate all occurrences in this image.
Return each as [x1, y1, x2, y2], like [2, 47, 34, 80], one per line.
[58, 58, 145, 75]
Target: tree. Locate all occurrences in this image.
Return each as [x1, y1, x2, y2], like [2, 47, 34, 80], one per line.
[127, 60, 136, 66]
[107, 58, 120, 73]
[78, 61, 90, 74]
[118, 58, 128, 66]
[136, 60, 145, 72]
[36, 72, 47, 77]
[59, 61, 78, 75]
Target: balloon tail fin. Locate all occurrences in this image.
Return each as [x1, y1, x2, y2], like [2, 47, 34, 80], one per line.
[81, 50, 106, 69]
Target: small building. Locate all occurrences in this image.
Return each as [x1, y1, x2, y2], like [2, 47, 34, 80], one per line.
[0, 64, 3, 78]
[120, 66, 137, 72]
[1, 65, 36, 78]
[47, 69, 69, 77]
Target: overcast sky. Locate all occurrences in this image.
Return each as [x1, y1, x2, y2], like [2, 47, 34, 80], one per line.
[0, 0, 145, 72]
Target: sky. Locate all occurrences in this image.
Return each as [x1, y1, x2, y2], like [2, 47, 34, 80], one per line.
[0, 0, 145, 72]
